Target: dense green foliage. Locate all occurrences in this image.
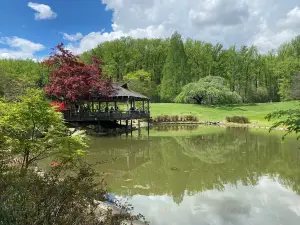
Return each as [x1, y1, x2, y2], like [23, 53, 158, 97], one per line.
[0, 89, 86, 170]
[80, 34, 300, 103]
[0, 59, 45, 101]
[290, 73, 300, 100]
[160, 32, 190, 101]
[0, 162, 107, 225]
[124, 70, 158, 100]
[175, 76, 242, 105]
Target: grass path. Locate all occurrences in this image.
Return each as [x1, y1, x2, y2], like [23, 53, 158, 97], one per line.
[150, 101, 299, 126]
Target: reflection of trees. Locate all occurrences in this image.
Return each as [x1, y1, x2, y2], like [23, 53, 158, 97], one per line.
[153, 125, 200, 132]
[87, 128, 300, 204]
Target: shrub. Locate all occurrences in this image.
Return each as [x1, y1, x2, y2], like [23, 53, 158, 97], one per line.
[226, 116, 250, 124]
[154, 115, 198, 122]
[170, 115, 179, 122]
[0, 161, 146, 225]
[185, 115, 197, 121]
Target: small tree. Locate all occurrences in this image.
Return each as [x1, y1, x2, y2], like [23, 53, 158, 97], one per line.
[44, 43, 112, 103]
[266, 107, 300, 140]
[175, 76, 242, 105]
[0, 89, 86, 171]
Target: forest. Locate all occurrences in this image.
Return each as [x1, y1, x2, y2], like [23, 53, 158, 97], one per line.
[1, 32, 300, 104]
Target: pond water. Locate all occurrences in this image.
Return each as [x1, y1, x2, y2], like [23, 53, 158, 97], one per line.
[87, 125, 300, 225]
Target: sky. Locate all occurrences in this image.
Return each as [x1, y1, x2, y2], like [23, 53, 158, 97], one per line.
[0, 0, 300, 60]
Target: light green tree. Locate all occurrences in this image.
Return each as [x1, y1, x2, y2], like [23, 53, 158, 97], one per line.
[0, 89, 86, 171]
[175, 76, 242, 105]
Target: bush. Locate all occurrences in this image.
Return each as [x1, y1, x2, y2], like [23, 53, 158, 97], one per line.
[226, 116, 250, 124]
[0, 160, 146, 225]
[154, 115, 198, 122]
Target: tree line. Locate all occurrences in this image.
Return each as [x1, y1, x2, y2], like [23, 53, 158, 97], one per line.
[1, 32, 300, 104]
[81, 32, 300, 104]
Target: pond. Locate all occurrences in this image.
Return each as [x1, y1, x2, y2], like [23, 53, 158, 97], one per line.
[87, 125, 300, 225]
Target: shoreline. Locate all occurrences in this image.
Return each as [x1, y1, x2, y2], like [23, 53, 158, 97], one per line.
[71, 120, 287, 137]
[152, 121, 287, 131]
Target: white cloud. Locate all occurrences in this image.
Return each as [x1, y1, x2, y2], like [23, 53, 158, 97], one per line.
[249, 29, 297, 53]
[0, 36, 45, 59]
[66, 0, 300, 54]
[278, 6, 300, 28]
[189, 0, 249, 27]
[126, 176, 300, 225]
[62, 32, 84, 42]
[67, 24, 168, 54]
[28, 2, 57, 20]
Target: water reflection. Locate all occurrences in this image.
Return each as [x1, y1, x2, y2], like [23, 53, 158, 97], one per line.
[127, 177, 300, 225]
[152, 124, 200, 132]
[87, 126, 300, 224]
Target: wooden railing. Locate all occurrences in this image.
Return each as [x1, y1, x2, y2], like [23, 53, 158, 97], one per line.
[63, 110, 150, 122]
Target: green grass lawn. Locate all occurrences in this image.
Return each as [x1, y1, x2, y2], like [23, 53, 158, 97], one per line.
[150, 101, 300, 126]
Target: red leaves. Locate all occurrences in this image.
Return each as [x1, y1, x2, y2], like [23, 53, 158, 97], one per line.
[44, 43, 112, 102]
[50, 161, 62, 168]
[50, 101, 69, 111]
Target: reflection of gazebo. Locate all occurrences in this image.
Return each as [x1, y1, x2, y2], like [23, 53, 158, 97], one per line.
[88, 138, 151, 171]
[64, 83, 150, 123]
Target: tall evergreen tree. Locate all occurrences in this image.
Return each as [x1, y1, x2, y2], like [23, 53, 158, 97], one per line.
[160, 32, 190, 102]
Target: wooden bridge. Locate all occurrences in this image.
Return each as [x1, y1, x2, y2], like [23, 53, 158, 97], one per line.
[64, 110, 150, 122]
[62, 83, 150, 129]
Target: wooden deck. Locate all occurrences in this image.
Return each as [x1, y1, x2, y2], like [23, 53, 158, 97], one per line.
[63, 110, 150, 122]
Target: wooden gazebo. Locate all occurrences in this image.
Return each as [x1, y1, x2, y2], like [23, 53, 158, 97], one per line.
[63, 83, 150, 123]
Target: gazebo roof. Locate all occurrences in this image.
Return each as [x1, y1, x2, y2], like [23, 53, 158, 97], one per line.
[107, 83, 150, 101]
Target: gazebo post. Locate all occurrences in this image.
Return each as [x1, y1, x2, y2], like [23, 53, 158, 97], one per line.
[138, 119, 141, 137]
[126, 120, 128, 136]
[147, 100, 150, 136]
[142, 101, 145, 111]
[97, 118, 100, 133]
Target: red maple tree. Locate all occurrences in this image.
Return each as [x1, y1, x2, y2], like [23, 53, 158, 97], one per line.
[43, 43, 112, 103]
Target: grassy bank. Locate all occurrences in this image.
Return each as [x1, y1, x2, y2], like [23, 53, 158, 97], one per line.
[150, 101, 299, 126]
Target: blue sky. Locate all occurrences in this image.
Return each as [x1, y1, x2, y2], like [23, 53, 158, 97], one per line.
[0, 0, 300, 59]
[0, 0, 113, 59]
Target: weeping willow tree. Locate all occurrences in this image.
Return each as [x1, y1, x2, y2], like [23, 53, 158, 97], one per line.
[175, 76, 242, 105]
